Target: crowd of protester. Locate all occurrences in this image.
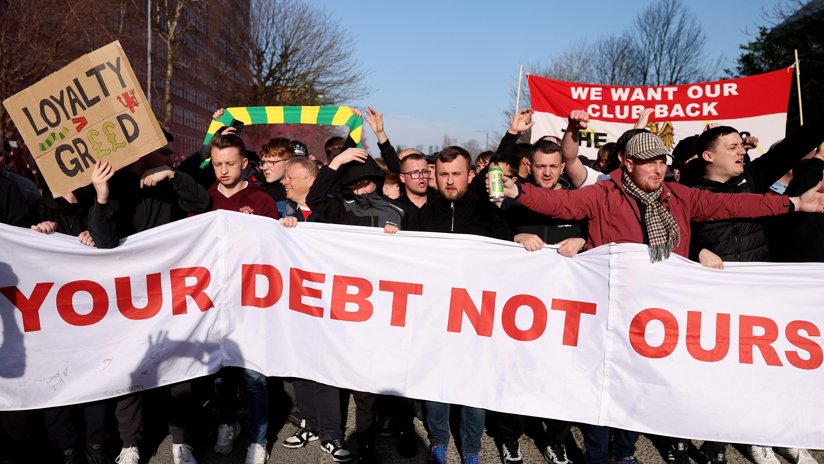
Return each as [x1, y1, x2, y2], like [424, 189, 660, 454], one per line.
[1, 104, 823, 464]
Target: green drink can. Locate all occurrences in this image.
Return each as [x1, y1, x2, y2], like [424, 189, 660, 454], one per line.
[489, 166, 504, 202]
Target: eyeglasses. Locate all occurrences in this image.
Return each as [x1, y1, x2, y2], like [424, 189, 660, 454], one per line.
[260, 159, 286, 167]
[401, 169, 431, 179]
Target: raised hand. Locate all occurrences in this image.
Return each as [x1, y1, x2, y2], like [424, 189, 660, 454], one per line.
[364, 106, 388, 144]
[567, 110, 589, 131]
[140, 165, 174, 188]
[635, 108, 654, 129]
[329, 148, 369, 170]
[508, 108, 535, 135]
[792, 181, 824, 213]
[703, 122, 721, 132]
[742, 136, 759, 150]
[91, 159, 115, 204]
[212, 108, 225, 120]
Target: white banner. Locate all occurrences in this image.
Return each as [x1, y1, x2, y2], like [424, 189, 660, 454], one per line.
[0, 211, 822, 449]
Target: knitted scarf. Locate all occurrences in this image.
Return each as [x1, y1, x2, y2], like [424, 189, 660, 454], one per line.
[621, 169, 681, 263]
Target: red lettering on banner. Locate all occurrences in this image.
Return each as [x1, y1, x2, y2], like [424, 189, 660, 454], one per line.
[785, 321, 823, 370]
[0, 283, 55, 332]
[501, 295, 547, 342]
[551, 299, 597, 347]
[241, 264, 283, 308]
[739, 315, 782, 366]
[56, 280, 108, 326]
[170, 267, 214, 315]
[686, 312, 730, 362]
[115, 274, 163, 320]
[289, 268, 325, 318]
[629, 308, 679, 358]
[379, 281, 423, 327]
[447, 288, 495, 337]
[330, 275, 373, 322]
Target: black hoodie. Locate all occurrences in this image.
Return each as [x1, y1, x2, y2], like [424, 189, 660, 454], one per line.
[36, 191, 91, 237]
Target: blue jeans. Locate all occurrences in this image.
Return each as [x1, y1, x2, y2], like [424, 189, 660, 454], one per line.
[581, 424, 639, 464]
[215, 368, 268, 445]
[425, 401, 485, 457]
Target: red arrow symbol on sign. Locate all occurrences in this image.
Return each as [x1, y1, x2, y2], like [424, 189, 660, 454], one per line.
[72, 117, 87, 132]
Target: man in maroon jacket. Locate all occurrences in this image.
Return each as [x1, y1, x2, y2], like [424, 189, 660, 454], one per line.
[205, 133, 278, 219]
[498, 131, 824, 464]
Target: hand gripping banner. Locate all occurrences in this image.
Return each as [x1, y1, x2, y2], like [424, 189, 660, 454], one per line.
[0, 212, 822, 450]
[202, 106, 364, 147]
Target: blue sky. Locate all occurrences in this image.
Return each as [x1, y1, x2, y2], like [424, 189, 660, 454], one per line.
[303, 0, 782, 155]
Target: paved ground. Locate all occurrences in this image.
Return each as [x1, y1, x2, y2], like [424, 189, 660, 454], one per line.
[141, 394, 824, 464]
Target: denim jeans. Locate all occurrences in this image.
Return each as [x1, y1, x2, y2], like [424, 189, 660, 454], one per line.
[581, 424, 639, 464]
[425, 401, 485, 456]
[215, 368, 268, 445]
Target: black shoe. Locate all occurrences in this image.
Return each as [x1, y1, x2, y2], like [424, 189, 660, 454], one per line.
[501, 440, 523, 464]
[666, 440, 690, 464]
[61, 449, 79, 464]
[397, 428, 417, 458]
[702, 448, 726, 464]
[321, 439, 353, 463]
[543, 443, 570, 464]
[378, 416, 394, 437]
[85, 444, 111, 464]
[358, 443, 379, 464]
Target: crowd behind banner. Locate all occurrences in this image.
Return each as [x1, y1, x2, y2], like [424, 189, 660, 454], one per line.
[1, 102, 823, 464]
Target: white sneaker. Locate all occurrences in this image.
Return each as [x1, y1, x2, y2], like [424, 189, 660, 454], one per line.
[115, 446, 140, 464]
[750, 446, 781, 464]
[245, 443, 269, 464]
[172, 443, 197, 464]
[776, 448, 819, 464]
[215, 422, 241, 454]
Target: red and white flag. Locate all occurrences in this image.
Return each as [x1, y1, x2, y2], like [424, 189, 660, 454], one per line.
[528, 69, 794, 159]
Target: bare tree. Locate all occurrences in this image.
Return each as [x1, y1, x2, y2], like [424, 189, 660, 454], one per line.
[591, 32, 644, 86]
[152, 0, 212, 129]
[229, 0, 371, 108]
[464, 139, 483, 158]
[633, 0, 721, 86]
[0, 0, 99, 138]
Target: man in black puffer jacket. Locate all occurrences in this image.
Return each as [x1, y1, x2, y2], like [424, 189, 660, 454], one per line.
[681, 116, 824, 265]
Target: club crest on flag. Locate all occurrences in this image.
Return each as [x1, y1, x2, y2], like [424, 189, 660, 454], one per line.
[647, 120, 675, 150]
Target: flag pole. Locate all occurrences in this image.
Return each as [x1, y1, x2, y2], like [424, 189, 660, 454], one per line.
[515, 65, 524, 114]
[795, 49, 803, 126]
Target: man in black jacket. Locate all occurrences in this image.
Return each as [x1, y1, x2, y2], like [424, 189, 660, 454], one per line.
[495, 139, 586, 464]
[684, 117, 824, 266]
[410, 147, 512, 464]
[0, 177, 35, 228]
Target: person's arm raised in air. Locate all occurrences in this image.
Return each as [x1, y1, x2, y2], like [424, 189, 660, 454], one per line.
[363, 106, 401, 174]
[496, 109, 535, 157]
[785, 142, 824, 197]
[690, 181, 824, 222]
[750, 114, 824, 191]
[305, 148, 370, 224]
[560, 110, 591, 187]
[87, 160, 120, 249]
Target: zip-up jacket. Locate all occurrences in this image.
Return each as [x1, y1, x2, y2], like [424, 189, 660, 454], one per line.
[411, 192, 513, 240]
[284, 200, 323, 223]
[767, 157, 824, 262]
[501, 176, 586, 244]
[515, 169, 792, 257]
[36, 193, 90, 237]
[682, 114, 824, 262]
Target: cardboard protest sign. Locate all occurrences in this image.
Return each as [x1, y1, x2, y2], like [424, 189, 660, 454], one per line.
[3, 41, 166, 197]
[528, 69, 794, 160]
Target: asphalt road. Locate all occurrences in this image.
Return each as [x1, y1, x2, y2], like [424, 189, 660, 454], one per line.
[142, 394, 823, 464]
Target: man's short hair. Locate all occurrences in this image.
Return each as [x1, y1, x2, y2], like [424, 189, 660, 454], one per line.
[475, 150, 493, 166]
[209, 133, 246, 157]
[696, 126, 739, 156]
[325, 136, 345, 151]
[512, 143, 531, 161]
[616, 129, 648, 154]
[400, 153, 427, 171]
[384, 171, 400, 186]
[437, 146, 472, 171]
[529, 139, 562, 164]
[286, 157, 319, 177]
[260, 137, 295, 160]
[488, 154, 518, 177]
